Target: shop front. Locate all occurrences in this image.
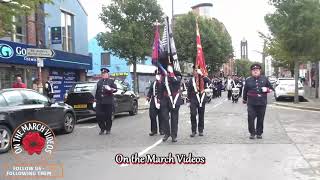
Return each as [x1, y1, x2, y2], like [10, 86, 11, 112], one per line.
[0, 40, 92, 101]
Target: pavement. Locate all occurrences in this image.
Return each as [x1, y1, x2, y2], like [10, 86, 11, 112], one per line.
[0, 92, 320, 180]
[138, 96, 149, 110]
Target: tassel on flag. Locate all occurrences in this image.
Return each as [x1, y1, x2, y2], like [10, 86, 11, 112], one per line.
[195, 19, 208, 76]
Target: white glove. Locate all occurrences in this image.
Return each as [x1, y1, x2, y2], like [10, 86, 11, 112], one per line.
[104, 85, 111, 91]
[262, 87, 268, 92]
[167, 65, 173, 73]
[156, 75, 161, 81]
[197, 69, 203, 75]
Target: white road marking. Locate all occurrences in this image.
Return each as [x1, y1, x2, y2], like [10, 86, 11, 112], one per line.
[77, 125, 97, 129]
[269, 104, 320, 113]
[120, 138, 163, 167]
[120, 98, 228, 167]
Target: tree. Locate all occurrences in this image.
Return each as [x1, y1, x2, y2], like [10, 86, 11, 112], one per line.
[0, 0, 52, 36]
[173, 12, 233, 75]
[235, 59, 263, 78]
[265, 0, 320, 103]
[97, 0, 164, 93]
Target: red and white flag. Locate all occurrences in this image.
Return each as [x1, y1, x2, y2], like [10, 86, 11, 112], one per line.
[195, 20, 208, 76]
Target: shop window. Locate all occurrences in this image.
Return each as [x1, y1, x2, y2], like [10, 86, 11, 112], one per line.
[13, 16, 26, 43]
[61, 11, 74, 52]
[101, 52, 110, 66]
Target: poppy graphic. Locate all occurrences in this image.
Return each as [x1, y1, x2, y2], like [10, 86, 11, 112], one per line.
[22, 132, 46, 155]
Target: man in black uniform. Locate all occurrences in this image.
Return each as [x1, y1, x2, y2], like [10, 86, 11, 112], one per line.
[44, 76, 54, 99]
[161, 65, 183, 142]
[243, 64, 274, 139]
[187, 66, 210, 137]
[147, 71, 164, 136]
[95, 68, 117, 135]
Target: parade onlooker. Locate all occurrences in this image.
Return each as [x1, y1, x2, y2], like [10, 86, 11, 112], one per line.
[32, 78, 40, 91]
[12, 75, 27, 88]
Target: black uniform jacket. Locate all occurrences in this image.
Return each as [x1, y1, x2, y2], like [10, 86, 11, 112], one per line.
[95, 78, 117, 104]
[243, 76, 274, 106]
[147, 80, 162, 109]
[159, 76, 183, 108]
[187, 76, 210, 105]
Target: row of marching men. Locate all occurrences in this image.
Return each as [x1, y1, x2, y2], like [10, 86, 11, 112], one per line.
[147, 65, 210, 142]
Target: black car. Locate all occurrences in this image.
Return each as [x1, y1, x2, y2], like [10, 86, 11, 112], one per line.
[64, 80, 138, 121]
[0, 89, 76, 153]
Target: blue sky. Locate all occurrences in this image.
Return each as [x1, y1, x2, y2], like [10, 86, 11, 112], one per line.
[79, 0, 274, 62]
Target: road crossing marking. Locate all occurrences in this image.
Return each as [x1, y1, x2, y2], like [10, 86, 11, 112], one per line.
[120, 139, 163, 167]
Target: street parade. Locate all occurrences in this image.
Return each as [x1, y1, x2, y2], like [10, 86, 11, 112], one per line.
[0, 0, 320, 179]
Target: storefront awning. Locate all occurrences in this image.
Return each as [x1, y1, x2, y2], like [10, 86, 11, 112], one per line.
[0, 40, 92, 70]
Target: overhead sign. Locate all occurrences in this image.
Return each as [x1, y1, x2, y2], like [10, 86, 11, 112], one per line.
[0, 40, 92, 70]
[51, 27, 62, 44]
[27, 48, 55, 58]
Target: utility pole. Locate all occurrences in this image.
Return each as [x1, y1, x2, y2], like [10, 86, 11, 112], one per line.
[172, 0, 174, 19]
[262, 40, 267, 75]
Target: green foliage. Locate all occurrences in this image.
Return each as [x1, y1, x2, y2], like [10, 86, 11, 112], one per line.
[97, 0, 164, 64]
[265, 0, 320, 102]
[265, 0, 320, 61]
[0, 0, 53, 36]
[235, 59, 262, 78]
[97, 0, 164, 93]
[173, 12, 233, 74]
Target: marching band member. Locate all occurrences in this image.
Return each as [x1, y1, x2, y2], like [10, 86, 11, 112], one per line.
[187, 66, 210, 137]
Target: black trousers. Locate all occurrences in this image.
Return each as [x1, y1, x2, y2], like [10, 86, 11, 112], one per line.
[239, 87, 243, 97]
[96, 104, 113, 131]
[149, 105, 163, 134]
[247, 105, 267, 135]
[227, 90, 232, 100]
[161, 105, 180, 138]
[190, 103, 205, 133]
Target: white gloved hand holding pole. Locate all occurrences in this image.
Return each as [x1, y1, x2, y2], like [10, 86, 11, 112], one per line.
[197, 69, 203, 76]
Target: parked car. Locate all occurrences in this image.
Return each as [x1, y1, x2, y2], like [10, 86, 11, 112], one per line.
[0, 88, 76, 153]
[64, 80, 138, 122]
[274, 78, 305, 101]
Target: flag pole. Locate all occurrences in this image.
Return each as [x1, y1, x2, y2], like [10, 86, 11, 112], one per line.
[167, 16, 172, 64]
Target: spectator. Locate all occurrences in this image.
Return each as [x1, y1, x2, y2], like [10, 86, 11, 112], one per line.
[32, 78, 40, 91]
[12, 75, 27, 88]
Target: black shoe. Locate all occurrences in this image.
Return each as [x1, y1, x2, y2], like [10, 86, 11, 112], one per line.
[160, 131, 164, 135]
[162, 135, 170, 141]
[105, 130, 110, 134]
[172, 137, 177, 142]
[199, 132, 204, 136]
[149, 132, 157, 136]
[249, 134, 255, 139]
[256, 135, 262, 139]
[190, 132, 196, 137]
[99, 130, 105, 135]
